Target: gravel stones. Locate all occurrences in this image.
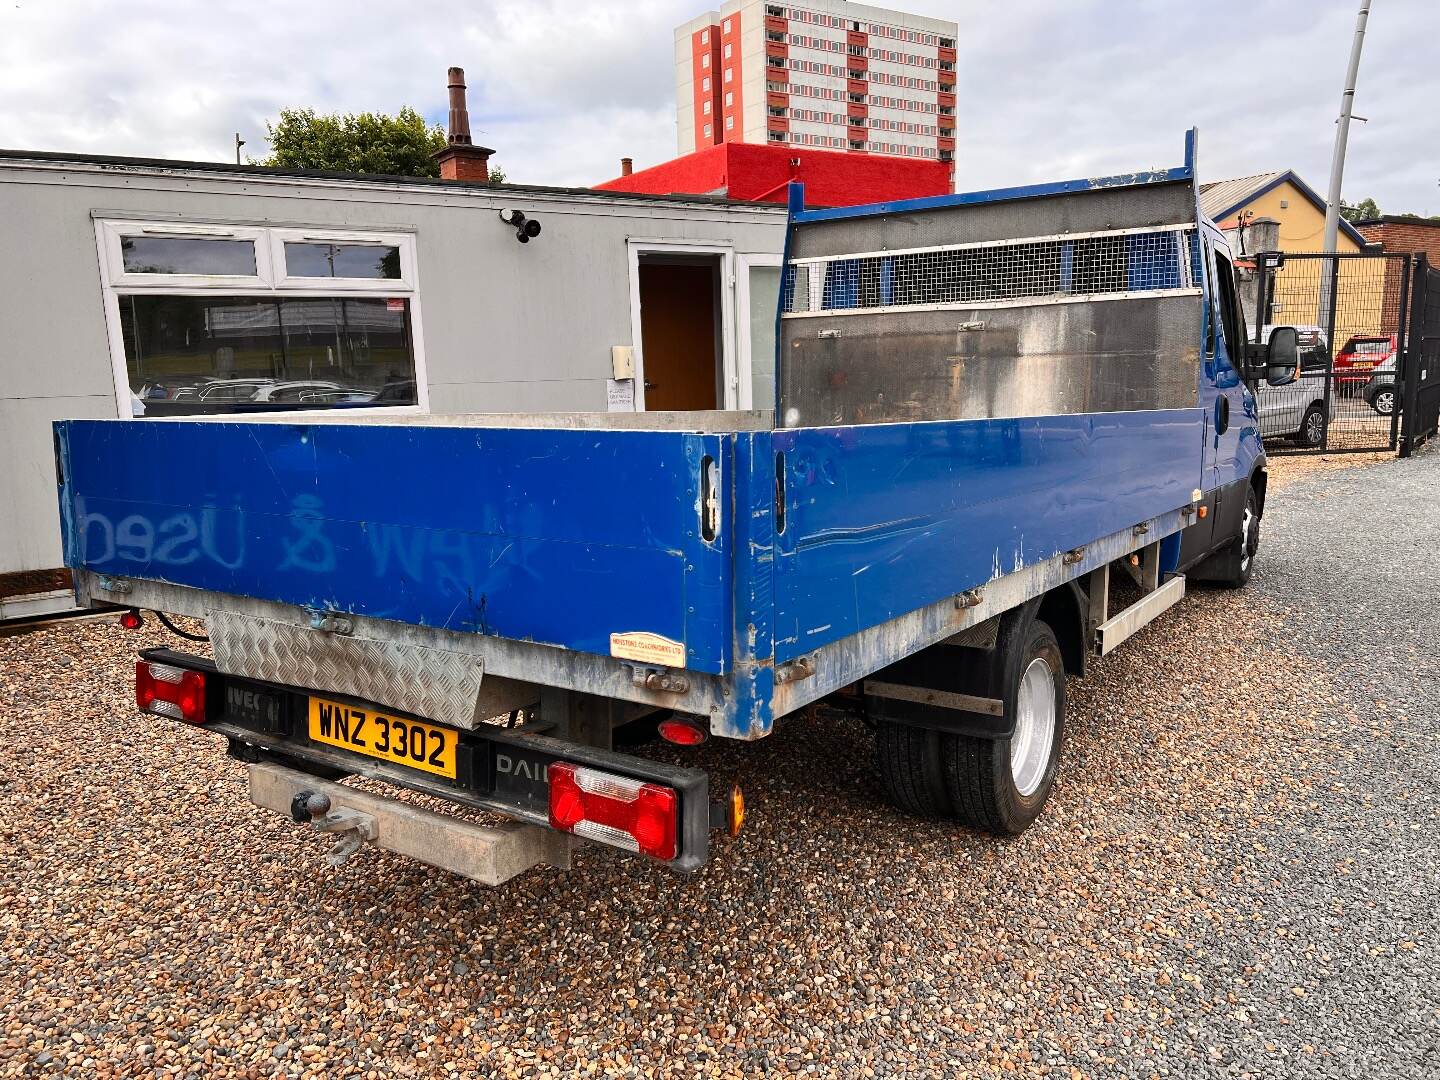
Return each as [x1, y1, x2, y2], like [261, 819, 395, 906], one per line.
[1, 449, 1436, 1077]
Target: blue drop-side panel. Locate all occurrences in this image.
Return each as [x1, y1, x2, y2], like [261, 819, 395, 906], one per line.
[56, 420, 733, 673]
[769, 410, 1204, 661]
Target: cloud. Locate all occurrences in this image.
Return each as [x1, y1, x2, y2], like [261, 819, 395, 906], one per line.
[0, 0, 1434, 213]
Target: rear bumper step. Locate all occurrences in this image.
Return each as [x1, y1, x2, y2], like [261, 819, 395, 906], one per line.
[249, 762, 574, 885]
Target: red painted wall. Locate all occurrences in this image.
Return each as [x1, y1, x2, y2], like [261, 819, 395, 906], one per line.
[690, 25, 722, 149]
[719, 11, 741, 143]
[595, 142, 952, 208]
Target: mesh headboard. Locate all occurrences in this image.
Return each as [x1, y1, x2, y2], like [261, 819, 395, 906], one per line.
[779, 180, 1203, 427]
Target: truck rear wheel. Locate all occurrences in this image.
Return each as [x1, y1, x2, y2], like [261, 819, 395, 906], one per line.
[875, 721, 953, 818]
[944, 619, 1066, 836]
[873, 618, 1066, 834]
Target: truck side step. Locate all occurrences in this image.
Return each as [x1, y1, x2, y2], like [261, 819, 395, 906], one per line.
[1095, 575, 1186, 656]
[248, 762, 573, 886]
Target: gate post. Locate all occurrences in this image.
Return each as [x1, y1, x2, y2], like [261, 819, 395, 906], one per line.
[1320, 257, 1341, 452]
[1400, 253, 1429, 458]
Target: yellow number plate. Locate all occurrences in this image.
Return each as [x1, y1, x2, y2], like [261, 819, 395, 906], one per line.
[307, 697, 457, 779]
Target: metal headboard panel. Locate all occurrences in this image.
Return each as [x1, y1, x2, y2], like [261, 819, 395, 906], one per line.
[778, 140, 1204, 428]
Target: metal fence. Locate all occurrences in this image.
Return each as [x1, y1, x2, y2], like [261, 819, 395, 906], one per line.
[1251, 251, 1412, 454]
[1401, 256, 1440, 457]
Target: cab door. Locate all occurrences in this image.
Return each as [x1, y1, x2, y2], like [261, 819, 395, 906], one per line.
[1205, 235, 1260, 544]
[1182, 232, 1251, 566]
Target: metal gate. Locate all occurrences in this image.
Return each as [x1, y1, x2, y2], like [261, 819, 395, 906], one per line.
[1250, 250, 1413, 454]
[1400, 256, 1440, 457]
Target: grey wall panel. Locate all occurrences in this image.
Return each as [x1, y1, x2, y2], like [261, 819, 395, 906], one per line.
[0, 394, 114, 572]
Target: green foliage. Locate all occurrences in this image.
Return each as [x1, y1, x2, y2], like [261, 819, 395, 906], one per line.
[1339, 196, 1380, 223]
[258, 106, 508, 182]
[261, 106, 447, 177]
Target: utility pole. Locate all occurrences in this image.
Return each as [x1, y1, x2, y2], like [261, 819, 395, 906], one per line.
[234, 132, 246, 165]
[1323, 0, 1371, 255]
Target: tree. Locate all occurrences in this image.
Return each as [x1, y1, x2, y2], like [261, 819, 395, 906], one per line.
[1339, 196, 1380, 223]
[260, 106, 506, 182]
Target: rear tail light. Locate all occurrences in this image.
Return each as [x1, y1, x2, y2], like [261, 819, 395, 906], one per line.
[118, 608, 144, 630]
[548, 762, 679, 861]
[136, 660, 207, 724]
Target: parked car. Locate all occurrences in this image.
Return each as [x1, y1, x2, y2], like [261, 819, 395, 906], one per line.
[1334, 334, 1397, 395]
[250, 381, 342, 404]
[1363, 354, 1399, 415]
[1251, 324, 1328, 446]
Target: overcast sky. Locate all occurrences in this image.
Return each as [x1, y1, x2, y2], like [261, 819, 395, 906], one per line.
[2, 0, 1435, 214]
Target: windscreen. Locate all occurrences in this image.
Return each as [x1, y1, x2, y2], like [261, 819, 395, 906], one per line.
[778, 181, 1203, 427]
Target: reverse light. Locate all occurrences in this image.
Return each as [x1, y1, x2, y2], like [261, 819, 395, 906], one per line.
[135, 660, 207, 724]
[658, 715, 708, 746]
[548, 762, 679, 861]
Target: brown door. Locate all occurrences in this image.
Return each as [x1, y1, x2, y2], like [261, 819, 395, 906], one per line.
[638, 262, 718, 411]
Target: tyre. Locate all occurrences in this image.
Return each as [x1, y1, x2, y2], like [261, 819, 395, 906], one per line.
[1294, 403, 1326, 448]
[944, 619, 1066, 836]
[1369, 386, 1396, 416]
[1208, 484, 1260, 589]
[875, 720, 953, 818]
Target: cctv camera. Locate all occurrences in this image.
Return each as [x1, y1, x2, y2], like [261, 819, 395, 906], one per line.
[499, 208, 542, 243]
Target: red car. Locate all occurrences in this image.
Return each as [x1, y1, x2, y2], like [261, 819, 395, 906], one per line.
[1334, 334, 1397, 393]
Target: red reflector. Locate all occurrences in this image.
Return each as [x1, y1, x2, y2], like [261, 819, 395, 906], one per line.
[135, 660, 206, 724]
[547, 762, 678, 861]
[119, 608, 144, 630]
[658, 716, 708, 746]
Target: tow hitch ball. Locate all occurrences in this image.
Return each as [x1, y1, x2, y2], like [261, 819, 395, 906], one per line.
[289, 790, 378, 868]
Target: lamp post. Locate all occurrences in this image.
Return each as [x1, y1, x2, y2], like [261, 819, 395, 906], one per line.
[1322, 0, 1371, 256]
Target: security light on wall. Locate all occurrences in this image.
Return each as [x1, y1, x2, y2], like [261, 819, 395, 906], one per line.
[498, 208, 542, 244]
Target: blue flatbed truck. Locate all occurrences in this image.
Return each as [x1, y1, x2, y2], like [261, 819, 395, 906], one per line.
[53, 132, 1302, 883]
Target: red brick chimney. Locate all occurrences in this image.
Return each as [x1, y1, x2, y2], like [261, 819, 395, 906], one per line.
[434, 67, 494, 182]
[620, 157, 633, 176]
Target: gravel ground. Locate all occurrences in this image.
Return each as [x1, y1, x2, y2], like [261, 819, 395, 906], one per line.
[2, 448, 1437, 1079]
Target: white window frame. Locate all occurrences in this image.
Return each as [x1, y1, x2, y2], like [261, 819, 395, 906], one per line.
[626, 240, 738, 412]
[269, 228, 419, 291]
[736, 253, 783, 411]
[99, 220, 274, 290]
[94, 218, 429, 418]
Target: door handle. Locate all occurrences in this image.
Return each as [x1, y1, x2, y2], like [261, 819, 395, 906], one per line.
[644, 380, 657, 391]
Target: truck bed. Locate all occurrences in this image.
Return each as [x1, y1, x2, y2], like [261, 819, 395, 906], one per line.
[55, 408, 1200, 736]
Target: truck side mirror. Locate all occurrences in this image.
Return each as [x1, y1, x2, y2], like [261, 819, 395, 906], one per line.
[1264, 326, 1300, 386]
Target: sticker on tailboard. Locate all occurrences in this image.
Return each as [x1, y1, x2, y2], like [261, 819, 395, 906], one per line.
[610, 631, 686, 667]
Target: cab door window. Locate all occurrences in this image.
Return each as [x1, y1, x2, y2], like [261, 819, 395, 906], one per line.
[1211, 250, 1246, 365]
